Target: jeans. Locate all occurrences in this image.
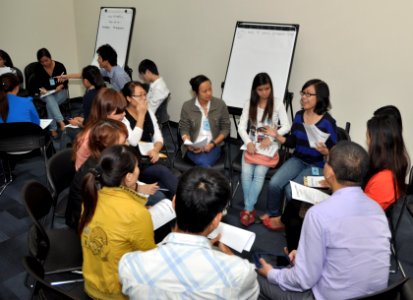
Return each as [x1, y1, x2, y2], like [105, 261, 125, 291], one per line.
[42, 89, 67, 131]
[266, 156, 322, 216]
[186, 146, 221, 168]
[241, 152, 269, 211]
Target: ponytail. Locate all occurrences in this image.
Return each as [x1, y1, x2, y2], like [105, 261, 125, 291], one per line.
[78, 167, 101, 233]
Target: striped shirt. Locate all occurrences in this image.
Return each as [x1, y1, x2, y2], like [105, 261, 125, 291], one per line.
[285, 110, 337, 168]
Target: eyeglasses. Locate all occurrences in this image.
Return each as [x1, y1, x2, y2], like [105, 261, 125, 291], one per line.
[131, 93, 146, 100]
[300, 91, 317, 97]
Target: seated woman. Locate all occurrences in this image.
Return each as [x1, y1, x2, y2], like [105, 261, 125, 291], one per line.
[283, 110, 410, 251]
[121, 81, 178, 197]
[73, 87, 127, 170]
[0, 73, 40, 124]
[179, 75, 231, 167]
[66, 119, 162, 229]
[79, 144, 156, 300]
[364, 113, 410, 209]
[33, 48, 68, 137]
[263, 79, 337, 230]
[238, 73, 290, 226]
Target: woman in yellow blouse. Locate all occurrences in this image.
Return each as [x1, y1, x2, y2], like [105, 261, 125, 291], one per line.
[79, 145, 156, 299]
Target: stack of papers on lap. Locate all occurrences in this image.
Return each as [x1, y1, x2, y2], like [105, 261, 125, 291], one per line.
[40, 89, 57, 99]
[208, 222, 256, 253]
[184, 137, 208, 148]
[290, 181, 330, 205]
[303, 124, 330, 148]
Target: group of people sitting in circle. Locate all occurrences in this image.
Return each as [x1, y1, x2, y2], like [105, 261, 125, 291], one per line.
[1, 43, 410, 299]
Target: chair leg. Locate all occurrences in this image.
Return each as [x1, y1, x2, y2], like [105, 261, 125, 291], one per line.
[166, 122, 177, 152]
[0, 159, 13, 197]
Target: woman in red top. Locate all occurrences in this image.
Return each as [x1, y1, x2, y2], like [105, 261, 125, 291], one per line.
[364, 113, 410, 210]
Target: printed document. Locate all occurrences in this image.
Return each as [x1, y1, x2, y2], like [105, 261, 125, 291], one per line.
[184, 137, 208, 148]
[208, 222, 256, 253]
[290, 181, 330, 205]
[303, 124, 330, 148]
[148, 199, 176, 230]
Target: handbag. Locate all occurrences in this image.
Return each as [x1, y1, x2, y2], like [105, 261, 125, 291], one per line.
[244, 151, 280, 168]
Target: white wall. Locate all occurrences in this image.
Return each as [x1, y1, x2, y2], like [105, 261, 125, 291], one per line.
[0, 0, 82, 96]
[3, 0, 413, 160]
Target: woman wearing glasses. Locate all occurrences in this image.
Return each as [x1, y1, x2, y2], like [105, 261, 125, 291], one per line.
[262, 79, 337, 230]
[121, 81, 178, 198]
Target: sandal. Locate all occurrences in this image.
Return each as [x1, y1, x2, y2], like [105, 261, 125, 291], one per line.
[240, 210, 256, 226]
[263, 217, 285, 231]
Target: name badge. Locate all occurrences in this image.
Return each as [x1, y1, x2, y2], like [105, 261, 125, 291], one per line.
[203, 119, 210, 131]
[49, 78, 56, 86]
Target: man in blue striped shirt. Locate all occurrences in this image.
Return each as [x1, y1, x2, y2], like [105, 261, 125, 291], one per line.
[119, 167, 259, 299]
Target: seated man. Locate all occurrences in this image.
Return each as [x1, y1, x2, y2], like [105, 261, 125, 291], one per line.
[258, 141, 391, 300]
[138, 59, 170, 113]
[96, 44, 131, 91]
[119, 167, 259, 299]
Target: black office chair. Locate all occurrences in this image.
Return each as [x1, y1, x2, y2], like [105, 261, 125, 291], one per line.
[155, 93, 177, 158]
[173, 127, 231, 174]
[0, 122, 53, 195]
[351, 277, 412, 300]
[47, 148, 76, 224]
[336, 121, 351, 142]
[23, 180, 82, 276]
[22, 256, 90, 300]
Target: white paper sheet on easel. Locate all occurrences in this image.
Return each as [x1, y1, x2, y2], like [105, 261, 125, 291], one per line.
[303, 124, 330, 148]
[208, 222, 256, 253]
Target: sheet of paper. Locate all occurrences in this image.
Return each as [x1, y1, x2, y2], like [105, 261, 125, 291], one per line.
[40, 89, 57, 99]
[290, 181, 330, 205]
[304, 176, 326, 188]
[40, 119, 53, 130]
[148, 199, 176, 230]
[138, 142, 154, 156]
[303, 124, 330, 148]
[184, 137, 208, 148]
[240, 142, 279, 158]
[208, 222, 256, 253]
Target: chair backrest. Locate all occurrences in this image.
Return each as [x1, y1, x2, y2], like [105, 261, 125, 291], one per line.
[351, 277, 409, 299]
[48, 148, 76, 199]
[155, 93, 171, 124]
[336, 121, 351, 142]
[24, 62, 40, 96]
[23, 180, 54, 261]
[0, 122, 46, 153]
[22, 256, 76, 300]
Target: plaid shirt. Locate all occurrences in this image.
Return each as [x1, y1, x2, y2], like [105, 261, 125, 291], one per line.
[119, 232, 259, 300]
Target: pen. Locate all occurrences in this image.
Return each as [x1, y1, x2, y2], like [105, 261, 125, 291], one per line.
[157, 188, 169, 192]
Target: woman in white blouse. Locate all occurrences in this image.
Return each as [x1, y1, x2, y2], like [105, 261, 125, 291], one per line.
[238, 73, 290, 226]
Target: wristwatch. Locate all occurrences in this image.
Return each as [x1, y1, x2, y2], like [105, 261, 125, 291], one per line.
[210, 140, 217, 147]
